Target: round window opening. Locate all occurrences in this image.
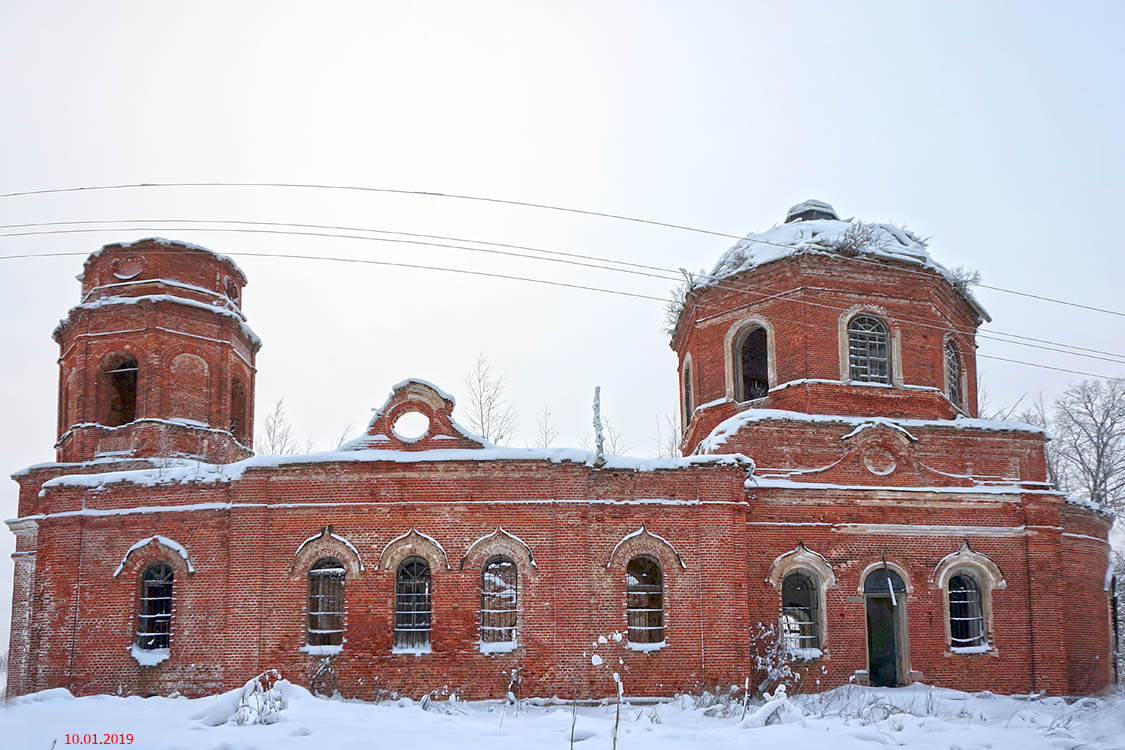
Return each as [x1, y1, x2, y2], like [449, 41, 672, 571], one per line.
[392, 411, 430, 441]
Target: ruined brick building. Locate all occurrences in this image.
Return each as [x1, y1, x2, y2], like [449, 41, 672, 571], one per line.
[5, 201, 1118, 699]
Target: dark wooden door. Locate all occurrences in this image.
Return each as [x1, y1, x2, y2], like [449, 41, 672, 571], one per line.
[866, 597, 898, 687]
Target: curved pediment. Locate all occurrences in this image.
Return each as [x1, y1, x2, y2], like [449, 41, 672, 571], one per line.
[341, 378, 488, 452]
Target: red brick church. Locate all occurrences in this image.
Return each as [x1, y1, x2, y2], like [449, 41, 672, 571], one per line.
[5, 201, 1116, 699]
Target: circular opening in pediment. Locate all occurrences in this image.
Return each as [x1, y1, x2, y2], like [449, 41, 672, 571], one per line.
[392, 411, 430, 442]
[863, 446, 897, 475]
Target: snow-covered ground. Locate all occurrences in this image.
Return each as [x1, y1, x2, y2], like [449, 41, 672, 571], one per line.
[3, 680, 1124, 750]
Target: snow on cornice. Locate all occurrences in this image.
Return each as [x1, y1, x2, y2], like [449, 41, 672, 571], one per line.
[53, 293, 261, 348]
[34, 446, 754, 491]
[674, 216, 989, 328]
[87, 237, 248, 283]
[697, 407, 1046, 454]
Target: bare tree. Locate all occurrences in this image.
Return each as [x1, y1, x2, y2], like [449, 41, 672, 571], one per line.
[654, 411, 682, 458]
[603, 421, 629, 455]
[257, 397, 300, 455]
[533, 406, 558, 449]
[333, 420, 356, 449]
[464, 353, 518, 444]
[1051, 378, 1125, 510]
[1017, 394, 1065, 488]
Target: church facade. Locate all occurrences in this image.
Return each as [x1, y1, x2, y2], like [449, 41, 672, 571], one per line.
[5, 203, 1117, 700]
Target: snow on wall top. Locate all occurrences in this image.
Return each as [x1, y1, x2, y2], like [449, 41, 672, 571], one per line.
[33, 445, 754, 492]
[697, 407, 1047, 454]
[86, 237, 248, 284]
[678, 207, 989, 325]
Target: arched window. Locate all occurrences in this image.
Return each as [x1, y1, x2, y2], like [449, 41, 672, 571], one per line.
[626, 556, 664, 644]
[230, 375, 248, 442]
[100, 352, 138, 426]
[682, 360, 693, 422]
[948, 573, 985, 648]
[307, 557, 345, 647]
[480, 556, 517, 647]
[781, 571, 819, 651]
[847, 315, 890, 384]
[945, 340, 962, 409]
[395, 557, 432, 650]
[736, 326, 769, 400]
[137, 563, 173, 650]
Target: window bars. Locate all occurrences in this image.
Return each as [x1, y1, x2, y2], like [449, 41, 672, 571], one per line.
[781, 571, 820, 650]
[136, 563, 173, 650]
[946, 340, 962, 408]
[848, 315, 890, 383]
[395, 557, 432, 649]
[949, 573, 986, 647]
[480, 557, 518, 645]
[307, 557, 345, 647]
[626, 557, 664, 644]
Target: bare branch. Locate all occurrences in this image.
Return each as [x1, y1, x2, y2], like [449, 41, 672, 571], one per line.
[464, 352, 518, 444]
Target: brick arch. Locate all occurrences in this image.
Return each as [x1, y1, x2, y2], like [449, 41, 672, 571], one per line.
[605, 525, 686, 571]
[169, 353, 210, 424]
[379, 528, 450, 572]
[856, 559, 914, 594]
[112, 535, 195, 579]
[459, 527, 537, 573]
[291, 526, 365, 578]
[765, 543, 837, 590]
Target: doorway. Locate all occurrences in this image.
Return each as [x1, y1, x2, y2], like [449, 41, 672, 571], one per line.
[864, 568, 908, 687]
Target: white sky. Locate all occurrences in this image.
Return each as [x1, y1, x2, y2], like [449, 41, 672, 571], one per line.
[1, 1, 1123, 652]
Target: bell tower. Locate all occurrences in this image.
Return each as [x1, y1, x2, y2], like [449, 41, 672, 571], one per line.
[52, 238, 261, 464]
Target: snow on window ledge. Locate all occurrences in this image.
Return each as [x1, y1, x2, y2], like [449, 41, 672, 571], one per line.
[300, 644, 343, 656]
[479, 640, 518, 655]
[391, 645, 432, 656]
[787, 647, 824, 661]
[129, 644, 169, 667]
[625, 640, 666, 652]
[950, 644, 993, 655]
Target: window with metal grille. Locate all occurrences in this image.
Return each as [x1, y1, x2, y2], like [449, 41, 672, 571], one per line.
[949, 573, 985, 647]
[395, 557, 432, 650]
[781, 571, 820, 650]
[848, 315, 890, 383]
[480, 556, 517, 645]
[136, 563, 173, 650]
[626, 556, 664, 644]
[307, 557, 345, 647]
[946, 340, 962, 408]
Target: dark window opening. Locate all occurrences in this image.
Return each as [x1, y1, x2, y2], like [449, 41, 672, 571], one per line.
[848, 315, 890, 384]
[682, 362, 693, 423]
[946, 341, 962, 409]
[949, 573, 985, 647]
[737, 326, 769, 400]
[781, 571, 820, 650]
[307, 557, 345, 647]
[395, 557, 432, 650]
[137, 563, 173, 650]
[100, 353, 138, 426]
[626, 556, 664, 644]
[480, 556, 517, 645]
[230, 375, 248, 442]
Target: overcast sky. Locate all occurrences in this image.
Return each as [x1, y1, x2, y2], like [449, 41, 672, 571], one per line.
[1, 1, 1123, 652]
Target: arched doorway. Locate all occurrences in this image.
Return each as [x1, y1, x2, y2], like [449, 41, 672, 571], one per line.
[864, 567, 908, 687]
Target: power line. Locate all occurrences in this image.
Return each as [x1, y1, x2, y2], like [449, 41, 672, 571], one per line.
[2, 242, 1119, 382]
[4, 220, 1125, 367]
[2, 180, 1122, 318]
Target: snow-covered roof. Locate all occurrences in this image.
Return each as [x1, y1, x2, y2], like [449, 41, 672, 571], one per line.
[86, 237, 248, 284]
[678, 205, 990, 326]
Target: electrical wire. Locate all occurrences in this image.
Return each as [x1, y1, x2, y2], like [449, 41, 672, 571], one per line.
[4, 243, 1118, 381]
[2, 180, 1122, 317]
[3, 220, 1124, 367]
